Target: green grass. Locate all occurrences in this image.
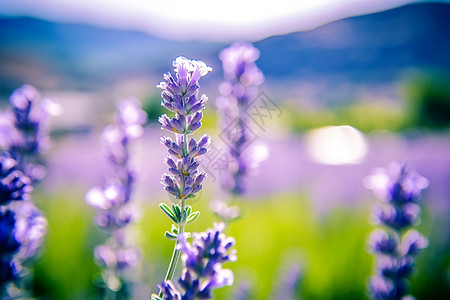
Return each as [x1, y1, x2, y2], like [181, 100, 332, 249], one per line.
[283, 101, 407, 133]
[31, 189, 449, 299]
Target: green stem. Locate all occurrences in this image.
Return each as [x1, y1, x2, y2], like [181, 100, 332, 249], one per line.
[104, 266, 118, 300]
[157, 133, 190, 299]
[157, 199, 187, 298]
[182, 133, 188, 155]
[105, 284, 116, 300]
[104, 287, 111, 300]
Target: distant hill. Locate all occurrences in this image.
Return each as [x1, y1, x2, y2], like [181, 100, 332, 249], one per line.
[0, 2, 449, 101]
[255, 2, 450, 81]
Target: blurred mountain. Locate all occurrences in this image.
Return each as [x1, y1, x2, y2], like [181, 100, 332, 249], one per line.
[0, 17, 225, 94]
[0, 2, 449, 99]
[256, 2, 450, 81]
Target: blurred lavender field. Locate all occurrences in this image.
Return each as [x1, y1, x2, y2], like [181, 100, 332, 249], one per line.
[1, 1, 450, 299]
[45, 128, 450, 215]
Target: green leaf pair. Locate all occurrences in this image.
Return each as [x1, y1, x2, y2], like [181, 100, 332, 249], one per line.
[159, 203, 181, 224]
[160, 203, 200, 240]
[159, 203, 200, 225]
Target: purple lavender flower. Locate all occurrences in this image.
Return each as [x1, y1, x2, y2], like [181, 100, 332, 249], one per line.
[0, 85, 53, 294]
[85, 98, 146, 296]
[157, 223, 236, 300]
[158, 280, 181, 300]
[0, 154, 32, 206]
[12, 201, 47, 262]
[0, 210, 20, 286]
[0, 199, 46, 290]
[365, 162, 428, 300]
[155, 57, 212, 299]
[4, 85, 60, 183]
[8, 85, 43, 156]
[364, 163, 429, 206]
[158, 56, 211, 201]
[219, 43, 264, 106]
[217, 42, 264, 196]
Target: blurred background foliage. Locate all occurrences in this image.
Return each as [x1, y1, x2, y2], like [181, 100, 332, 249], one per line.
[405, 72, 450, 130]
[29, 187, 448, 300]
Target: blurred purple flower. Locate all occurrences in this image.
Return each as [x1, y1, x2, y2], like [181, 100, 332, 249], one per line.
[399, 230, 428, 256]
[95, 244, 140, 271]
[219, 42, 264, 104]
[0, 85, 53, 293]
[366, 162, 428, 300]
[376, 255, 414, 280]
[369, 276, 407, 300]
[0, 210, 21, 286]
[210, 199, 240, 222]
[12, 201, 47, 262]
[0, 201, 46, 289]
[369, 229, 398, 255]
[85, 98, 146, 295]
[6, 85, 60, 169]
[0, 154, 32, 206]
[216, 42, 264, 198]
[364, 162, 429, 205]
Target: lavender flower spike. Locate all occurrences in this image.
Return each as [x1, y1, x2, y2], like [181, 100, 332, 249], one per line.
[5, 85, 61, 183]
[365, 162, 429, 300]
[0, 201, 47, 291]
[155, 57, 212, 299]
[213, 42, 264, 222]
[157, 223, 237, 300]
[0, 154, 32, 206]
[86, 98, 146, 297]
[0, 210, 21, 287]
[0, 85, 53, 295]
[158, 57, 211, 201]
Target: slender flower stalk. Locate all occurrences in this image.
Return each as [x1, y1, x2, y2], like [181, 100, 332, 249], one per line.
[86, 98, 147, 299]
[153, 57, 212, 299]
[6, 85, 59, 183]
[212, 42, 265, 223]
[364, 162, 429, 300]
[157, 223, 237, 300]
[0, 85, 53, 296]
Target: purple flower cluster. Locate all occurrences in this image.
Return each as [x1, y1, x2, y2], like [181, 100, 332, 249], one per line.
[8, 85, 46, 157]
[2, 85, 59, 183]
[0, 154, 32, 206]
[0, 85, 50, 291]
[157, 223, 237, 300]
[85, 98, 146, 294]
[365, 162, 429, 300]
[0, 176, 47, 289]
[155, 57, 212, 299]
[216, 42, 264, 197]
[158, 56, 211, 201]
[0, 210, 20, 286]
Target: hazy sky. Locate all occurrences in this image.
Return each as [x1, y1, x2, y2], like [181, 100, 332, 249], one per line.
[0, 0, 447, 41]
